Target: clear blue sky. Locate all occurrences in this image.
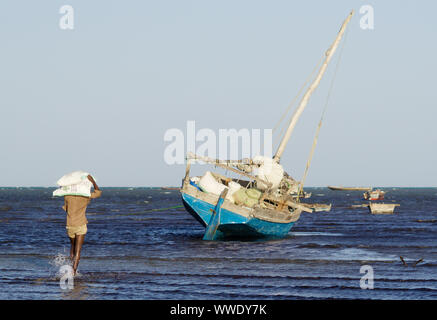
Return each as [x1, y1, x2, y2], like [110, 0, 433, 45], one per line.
[0, 1, 436, 187]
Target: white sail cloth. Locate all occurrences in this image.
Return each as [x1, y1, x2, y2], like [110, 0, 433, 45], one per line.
[252, 156, 284, 190]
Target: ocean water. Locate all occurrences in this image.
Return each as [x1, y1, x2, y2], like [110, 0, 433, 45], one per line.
[0, 187, 436, 300]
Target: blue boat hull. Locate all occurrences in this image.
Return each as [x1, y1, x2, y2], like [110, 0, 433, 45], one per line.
[181, 192, 295, 239]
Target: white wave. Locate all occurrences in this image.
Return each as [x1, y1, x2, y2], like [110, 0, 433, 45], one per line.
[328, 248, 398, 261]
[291, 232, 343, 237]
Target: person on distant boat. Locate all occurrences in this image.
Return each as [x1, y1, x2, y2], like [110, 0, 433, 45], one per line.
[62, 175, 101, 276]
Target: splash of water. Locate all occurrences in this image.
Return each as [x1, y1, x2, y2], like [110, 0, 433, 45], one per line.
[48, 249, 75, 280]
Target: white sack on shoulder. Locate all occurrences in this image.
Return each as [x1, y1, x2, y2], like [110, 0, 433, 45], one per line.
[53, 179, 93, 197]
[57, 171, 90, 187]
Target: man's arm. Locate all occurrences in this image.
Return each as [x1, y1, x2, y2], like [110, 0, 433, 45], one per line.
[62, 197, 68, 212]
[88, 174, 102, 199]
[87, 175, 99, 190]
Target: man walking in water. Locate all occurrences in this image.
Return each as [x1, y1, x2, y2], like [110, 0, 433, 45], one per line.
[62, 175, 101, 275]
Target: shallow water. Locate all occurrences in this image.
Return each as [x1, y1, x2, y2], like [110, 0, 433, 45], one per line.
[0, 187, 436, 299]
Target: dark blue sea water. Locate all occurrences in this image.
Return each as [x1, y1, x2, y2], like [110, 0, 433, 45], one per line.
[0, 187, 436, 300]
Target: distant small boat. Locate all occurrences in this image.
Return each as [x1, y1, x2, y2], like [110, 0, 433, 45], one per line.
[328, 186, 372, 191]
[363, 189, 385, 200]
[368, 203, 399, 214]
[161, 187, 180, 191]
[302, 203, 332, 212]
[351, 203, 400, 214]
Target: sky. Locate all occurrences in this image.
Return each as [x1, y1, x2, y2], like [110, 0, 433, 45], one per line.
[0, 0, 436, 187]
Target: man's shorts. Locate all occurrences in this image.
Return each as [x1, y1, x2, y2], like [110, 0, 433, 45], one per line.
[66, 224, 87, 238]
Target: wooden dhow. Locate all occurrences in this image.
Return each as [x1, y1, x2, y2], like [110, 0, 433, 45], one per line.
[180, 11, 354, 240]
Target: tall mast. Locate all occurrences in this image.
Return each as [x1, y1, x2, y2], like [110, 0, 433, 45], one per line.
[273, 10, 354, 163]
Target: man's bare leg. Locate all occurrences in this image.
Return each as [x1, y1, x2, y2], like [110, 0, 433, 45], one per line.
[72, 234, 85, 276]
[69, 237, 76, 262]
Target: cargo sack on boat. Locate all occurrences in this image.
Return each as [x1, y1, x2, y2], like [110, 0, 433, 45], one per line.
[245, 197, 259, 208]
[53, 179, 93, 197]
[233, 188, 249, 206]
[245, 188, 262, 207]
[246, 188, 262, 199]
[232, 188, 261, 208]
[198, 171, 227, 195]
[56, 171, 90, 187]
[225, 181, 241, 203]
[253, 156, 284, 190]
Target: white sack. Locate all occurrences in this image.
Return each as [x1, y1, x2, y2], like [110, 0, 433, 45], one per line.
[225, 181, 241, 203]
[53, 179, 93, 197]
[198, 171, 227, 196]
[57, 171, 90, 187]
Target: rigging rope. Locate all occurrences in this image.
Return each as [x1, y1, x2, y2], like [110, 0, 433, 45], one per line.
[272, 55, 325, 143]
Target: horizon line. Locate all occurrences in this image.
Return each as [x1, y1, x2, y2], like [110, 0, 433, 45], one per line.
[0, 186, 436, 189]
